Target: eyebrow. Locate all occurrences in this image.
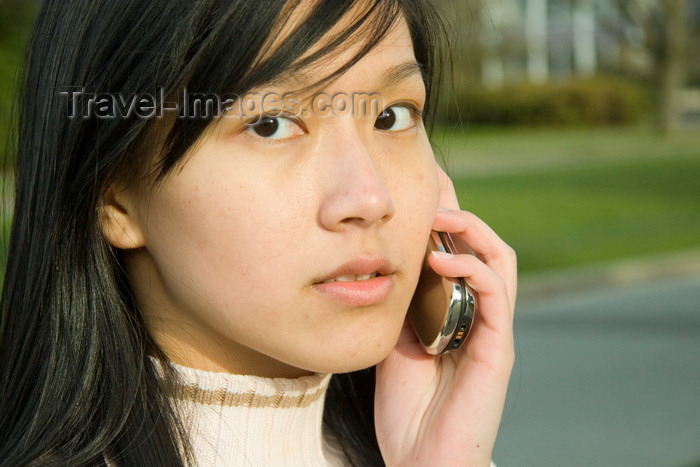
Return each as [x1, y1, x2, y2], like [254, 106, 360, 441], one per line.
[377, 60, 424, 89]
[262, 59, 424, 92]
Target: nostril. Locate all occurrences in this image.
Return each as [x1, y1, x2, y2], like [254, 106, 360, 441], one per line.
[339, 216, 365, 225]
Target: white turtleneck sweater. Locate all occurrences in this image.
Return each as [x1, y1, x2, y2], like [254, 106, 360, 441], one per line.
[164, 363, 498, 467]
[170, 363, 348, 466]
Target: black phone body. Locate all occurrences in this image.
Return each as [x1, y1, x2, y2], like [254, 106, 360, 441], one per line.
[407, 231, 475, 354]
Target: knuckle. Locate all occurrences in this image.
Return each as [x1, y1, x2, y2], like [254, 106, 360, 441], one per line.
[505, 245, 517, 262]
[495, 274, 508, 293]
[495, 243, 516, 263]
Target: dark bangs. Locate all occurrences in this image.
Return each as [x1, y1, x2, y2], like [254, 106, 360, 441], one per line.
[153, 0, 446, 180]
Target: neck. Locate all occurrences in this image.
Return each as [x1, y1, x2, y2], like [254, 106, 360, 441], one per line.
[166, 361, 344, 466]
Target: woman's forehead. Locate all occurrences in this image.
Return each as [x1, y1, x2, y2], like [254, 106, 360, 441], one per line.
[250, 0, 408, 94]
[257, 18, 415, 98]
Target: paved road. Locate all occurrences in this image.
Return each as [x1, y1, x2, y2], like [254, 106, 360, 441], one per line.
[492, 273, 700, 467]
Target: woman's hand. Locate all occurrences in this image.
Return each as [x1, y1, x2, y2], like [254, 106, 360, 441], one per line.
[375, 167, 516, 466]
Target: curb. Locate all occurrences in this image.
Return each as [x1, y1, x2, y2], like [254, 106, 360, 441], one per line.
[517, 248, 700, 301]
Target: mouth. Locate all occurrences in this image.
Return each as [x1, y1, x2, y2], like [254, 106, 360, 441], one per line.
[322, 272, 379, 283]
[313, 256, 395, 285]
[312, 257, 396, 306]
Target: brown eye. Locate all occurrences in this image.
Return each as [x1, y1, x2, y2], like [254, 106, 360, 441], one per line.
[247, 116, 304, 139]
[375, 108, 396, 130]
[374, 105, 414, 131]
[251, 117, 279, 137]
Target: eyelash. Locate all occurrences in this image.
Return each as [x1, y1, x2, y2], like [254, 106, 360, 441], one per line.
[374, 102, 423, 132]
[244, 102, 424, 140]
[245, 113, 306, 140]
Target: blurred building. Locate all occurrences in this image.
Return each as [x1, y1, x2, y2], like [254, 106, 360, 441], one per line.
[477, 0, 700, 88]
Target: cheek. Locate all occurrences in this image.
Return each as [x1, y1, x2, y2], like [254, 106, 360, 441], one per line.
[387, 149, 440, 226]
[140, 177, 310, 315]
[383, 152, 440, 282]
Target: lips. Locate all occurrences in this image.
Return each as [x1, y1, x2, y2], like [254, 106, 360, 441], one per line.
[312, 257, 395, 306]
[313, 257, 395, 285]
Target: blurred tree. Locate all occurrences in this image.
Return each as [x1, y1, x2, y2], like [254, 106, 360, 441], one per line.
[616, 0, 692, 133]
[0, 0, 36, 41]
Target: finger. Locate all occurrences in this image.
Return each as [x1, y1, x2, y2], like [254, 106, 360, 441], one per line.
[428, 252, 513, 331]
[432, 210, 513, 266]
[432, 210, 517, 311]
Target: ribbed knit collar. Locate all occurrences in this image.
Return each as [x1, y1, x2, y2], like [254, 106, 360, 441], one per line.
[168, 362, 344, 466]
[171, 362, 331, 409]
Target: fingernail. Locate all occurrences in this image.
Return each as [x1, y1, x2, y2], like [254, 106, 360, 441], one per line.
[437, 206, 450, 212]
[431, 251, 454, 259]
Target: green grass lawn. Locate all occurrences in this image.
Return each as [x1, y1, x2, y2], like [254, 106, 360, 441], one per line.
[438, 127, 700, 273]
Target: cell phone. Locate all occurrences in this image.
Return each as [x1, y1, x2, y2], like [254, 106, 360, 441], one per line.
[407, 231, 475, 355]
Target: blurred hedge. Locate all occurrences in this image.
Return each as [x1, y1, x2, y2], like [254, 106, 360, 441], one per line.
[0, 0, 37, 167]
[438, 76, 652, 127]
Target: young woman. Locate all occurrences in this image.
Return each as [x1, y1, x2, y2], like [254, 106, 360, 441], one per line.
[0, 1, 516, 465]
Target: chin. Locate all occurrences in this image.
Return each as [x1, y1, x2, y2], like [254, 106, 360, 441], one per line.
[300, 328, 402, 374]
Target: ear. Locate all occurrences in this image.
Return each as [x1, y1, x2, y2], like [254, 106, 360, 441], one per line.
[436, 164, 460, 210]
[99, 185, 146, 250]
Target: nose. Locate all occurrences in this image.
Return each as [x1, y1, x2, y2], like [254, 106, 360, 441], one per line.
[317, 127, 395, 231]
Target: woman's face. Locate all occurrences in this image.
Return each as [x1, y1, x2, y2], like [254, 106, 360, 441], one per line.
[120, 19, 440, 377]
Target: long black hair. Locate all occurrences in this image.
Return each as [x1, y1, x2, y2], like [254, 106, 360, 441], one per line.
[0, 1, 447, 465]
